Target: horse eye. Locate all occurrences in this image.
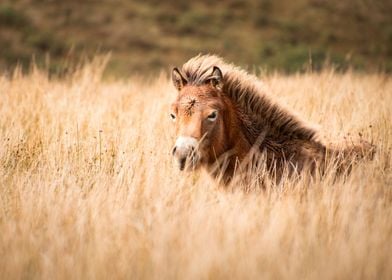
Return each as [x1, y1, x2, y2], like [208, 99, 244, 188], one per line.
[207, 111, 218, 121]
[170, 113, 176, 120]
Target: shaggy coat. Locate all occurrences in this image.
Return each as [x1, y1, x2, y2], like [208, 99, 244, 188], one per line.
[171, 54, 374, 184]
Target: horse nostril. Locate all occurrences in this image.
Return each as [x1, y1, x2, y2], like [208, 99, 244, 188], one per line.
[172, 146, 177, 156]
[179, 157, 186, 171]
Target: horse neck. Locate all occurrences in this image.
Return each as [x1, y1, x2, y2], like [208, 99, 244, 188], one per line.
[222, 97, 253, 158]
[234, 95, 318, 150]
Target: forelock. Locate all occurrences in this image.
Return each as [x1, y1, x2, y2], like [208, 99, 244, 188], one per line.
[181, 54, 225, 85]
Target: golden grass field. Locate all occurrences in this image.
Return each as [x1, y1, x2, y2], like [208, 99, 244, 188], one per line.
[0, 58, 391, 279]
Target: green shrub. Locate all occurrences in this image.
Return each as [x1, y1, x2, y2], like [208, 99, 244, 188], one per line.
[0, 5, 30, 28]
[26, 32, 66, 56]
[259, 43, 357, 72]
[177, 10, 211, 35]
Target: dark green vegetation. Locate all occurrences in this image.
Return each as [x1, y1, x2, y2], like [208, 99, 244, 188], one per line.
[0, 0, 391, 76]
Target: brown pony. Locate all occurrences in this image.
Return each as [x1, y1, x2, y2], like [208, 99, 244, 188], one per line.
[169, 54, 374, 184]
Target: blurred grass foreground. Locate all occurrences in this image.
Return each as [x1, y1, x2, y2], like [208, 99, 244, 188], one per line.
[0, 0, 391, 76]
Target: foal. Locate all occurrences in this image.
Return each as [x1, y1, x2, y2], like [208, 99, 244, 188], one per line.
[169, 54, 374, 184]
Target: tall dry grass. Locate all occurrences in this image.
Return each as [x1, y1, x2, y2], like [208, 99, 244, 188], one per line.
[0, 59, 391, 279]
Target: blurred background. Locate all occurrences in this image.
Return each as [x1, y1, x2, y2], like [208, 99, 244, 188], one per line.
[0, 0, 391, 77]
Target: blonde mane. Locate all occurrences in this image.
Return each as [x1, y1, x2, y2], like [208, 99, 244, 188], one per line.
[180, 54, 318, 142]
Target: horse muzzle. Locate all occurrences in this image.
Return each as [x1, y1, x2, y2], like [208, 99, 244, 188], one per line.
[172, 136, 200, 171]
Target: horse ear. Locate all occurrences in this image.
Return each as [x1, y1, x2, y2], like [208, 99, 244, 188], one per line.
[172, 67, 187, 91]
[207, 66, 223, 90]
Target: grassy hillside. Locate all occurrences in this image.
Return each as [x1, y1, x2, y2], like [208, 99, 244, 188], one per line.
[0, 0, 391, 76]
[0, 59, 391, 279]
